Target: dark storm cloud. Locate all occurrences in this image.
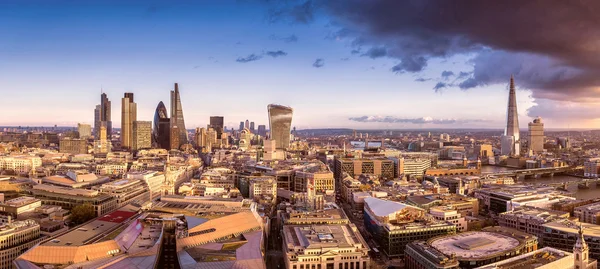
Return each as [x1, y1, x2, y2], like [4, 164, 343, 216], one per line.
[236, 54, 263, 63]
[265, 50, 288, 57]
[361, 47, 387, 59]
[265, 0, 600, 105]
[349, 116, 485, 125]
[313, 58, 324, 68]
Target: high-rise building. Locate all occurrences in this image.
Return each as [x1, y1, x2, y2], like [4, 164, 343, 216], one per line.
[257, 125, 266, 137]
[94, 123, 112, 154]
[170, 83, 187, 148]
[501, 75, 520, 156]
[244, 119, 249, 130]
[528, 117, 544, 154]
[59, 138, 88, 154]
[267, 104, 293, 149]
[170, 126, 180, 150]
[249, 121, 255, 132]
[99, 93, 112, 138]
[239, 121, 244, 131]
[121, 93, 137, 149]
[77, 123, 92, 139]
[153, 101, 170, 150]
[132, 121, 152, 150]
[93, 105, 101, 139]
[209, 116, 224, 140]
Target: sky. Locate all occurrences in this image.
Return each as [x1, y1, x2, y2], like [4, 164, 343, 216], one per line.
[1, 0, 599, 130]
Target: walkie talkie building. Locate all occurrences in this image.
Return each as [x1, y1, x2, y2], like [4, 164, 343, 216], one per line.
[267, 104, 293, 150]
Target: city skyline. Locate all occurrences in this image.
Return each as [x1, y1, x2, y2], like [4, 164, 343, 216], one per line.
[2, 1, 599, 129]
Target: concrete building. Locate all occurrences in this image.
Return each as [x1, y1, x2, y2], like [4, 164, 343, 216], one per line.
[93, 123, 111, 154]
[31, 184, 117, 216]
[282, 224, 370, 269]
[77, 123, 92, 139]
[528, 117, 544, 154]
[267, 104, 293, 149]
[0, 220, 40, 269]
[132, 121, 152, 150]
[209, 116, 224, 141]
[429, 206, 467, 232]
[0, 156, 42, 175]
[334, 157, 395, 181]
[408, 226, 538, 269]
[405, 241, 459, 269]
[0, 197, 42, 218]
[575, 202, 600, 225]
[498, 206, 569, 245]
[249, 176, 277, 201]
[400, 158, 432, 178]
[475, 247, 577, 269]
[542, 219, 600, 259]
[585, 158, 600, 178]
[58, 138, 87, 154]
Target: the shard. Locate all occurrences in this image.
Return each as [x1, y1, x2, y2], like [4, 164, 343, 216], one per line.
[501, 75, 520, 156]
[170, 83, 187, 149]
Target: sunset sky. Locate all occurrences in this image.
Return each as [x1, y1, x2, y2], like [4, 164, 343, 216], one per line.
[1, 0, 599, 130]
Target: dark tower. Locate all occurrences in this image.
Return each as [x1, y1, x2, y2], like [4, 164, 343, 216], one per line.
[170, 83, 187, 149]
[153, 101, 170, 149]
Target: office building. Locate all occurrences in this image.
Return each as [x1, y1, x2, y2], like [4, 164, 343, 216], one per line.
[77, 123, 91, 139]
[333, 157, 395, 181]
[475, 247, 594, 269]
[120, 92, 137, 149]
[58, 138, 87, 154]
[93, 104, 101, 139]
[0, 156, 42, 175]
[250, 121, 255, 132]
[153, 101, 170, 150]
[501, 75, 520, 156]
[97, 92, 112, 138]
[132, 121, 151, 150]
[249, 177, 277, 201]
[283, 224, 370, 269]
[542, 219, 600, 260]
[405, 241, 460, 269]
[170, 83, 187, 148]
[363, 197, 456, 258]
[406, 227, 538, 269]
[257, 125, 267, 137]
[528, 117, 544, 154]
[584, 158, 600, 178]
[239, 121, 244, 131]
[209, 116, 224, 140]
[245, 119, 249, 129]
[0, 197, 42, 217]
[399, 157, 432, 178]
[31, 184, 117, 216]
[575, 201, 600, 225]
[267, 104, 293, 149]
[0, 220, 40, 269]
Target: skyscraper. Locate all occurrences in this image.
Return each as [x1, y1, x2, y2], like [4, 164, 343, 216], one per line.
[170, 83, 187, 148]
[132, 121, 152, 150]
[250, 122, 255, 132]
[100, 93, 112, 138]
[257, 125, 266, 137]
[94, 105, 101, 139]
[239, 121, 244, 131]
[121, 92, 137, 149]
[153, 101, 170, 150]
[528, 117, 544, 154]
[209, 116, 224, 140]
[245, 119, 249, 130]
[501, 75, 520, 156]
[267, 104, 293, 150]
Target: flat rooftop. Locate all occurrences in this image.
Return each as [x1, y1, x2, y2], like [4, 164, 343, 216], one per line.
[283, 224, 366, 250]
[476, 247, 573, 269]
[430, 231, 520, 260]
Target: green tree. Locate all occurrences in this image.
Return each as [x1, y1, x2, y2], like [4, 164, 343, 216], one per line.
[70, 203, 96, 225]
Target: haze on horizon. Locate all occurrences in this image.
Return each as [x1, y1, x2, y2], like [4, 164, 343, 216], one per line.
[2, 0, 599, 130]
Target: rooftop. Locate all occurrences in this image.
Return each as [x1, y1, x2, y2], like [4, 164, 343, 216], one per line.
[429, 231, 521, 261]
[283, 224, 367, 250]
[364, 197, 423, 218]
[475, 247, 573, 269]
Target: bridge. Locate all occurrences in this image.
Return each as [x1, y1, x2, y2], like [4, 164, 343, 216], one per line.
[527, 177, 600, 191]
[482, 166, 583, 179]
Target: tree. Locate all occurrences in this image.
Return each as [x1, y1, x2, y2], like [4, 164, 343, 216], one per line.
[70, 203, 96, 225]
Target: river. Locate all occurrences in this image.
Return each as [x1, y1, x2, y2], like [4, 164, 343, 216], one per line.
[480, 165, 600, 200]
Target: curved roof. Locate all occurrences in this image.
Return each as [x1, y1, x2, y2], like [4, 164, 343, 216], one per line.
[429, 231, 522, 261]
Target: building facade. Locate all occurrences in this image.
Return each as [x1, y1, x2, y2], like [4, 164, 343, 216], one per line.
[132, 121, 152, 150]
[267, 104, 293, 150]
[59, 138, 87, 154]
[528, 117, 544, 154]
[121, 92, 137, 150]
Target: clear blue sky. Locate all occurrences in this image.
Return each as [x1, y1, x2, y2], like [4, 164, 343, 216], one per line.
[1, 0, 570, 130]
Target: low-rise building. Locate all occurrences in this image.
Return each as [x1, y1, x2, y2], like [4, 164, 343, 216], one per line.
[31, 184, 117, 216]
[58, 138, 88, 154]
[0, 197, 42, 217]
[498, 206, 569, 245]
[283, 224, 370, 269]
[0, 220, 40, 269]
[575, 201, 600, 225]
